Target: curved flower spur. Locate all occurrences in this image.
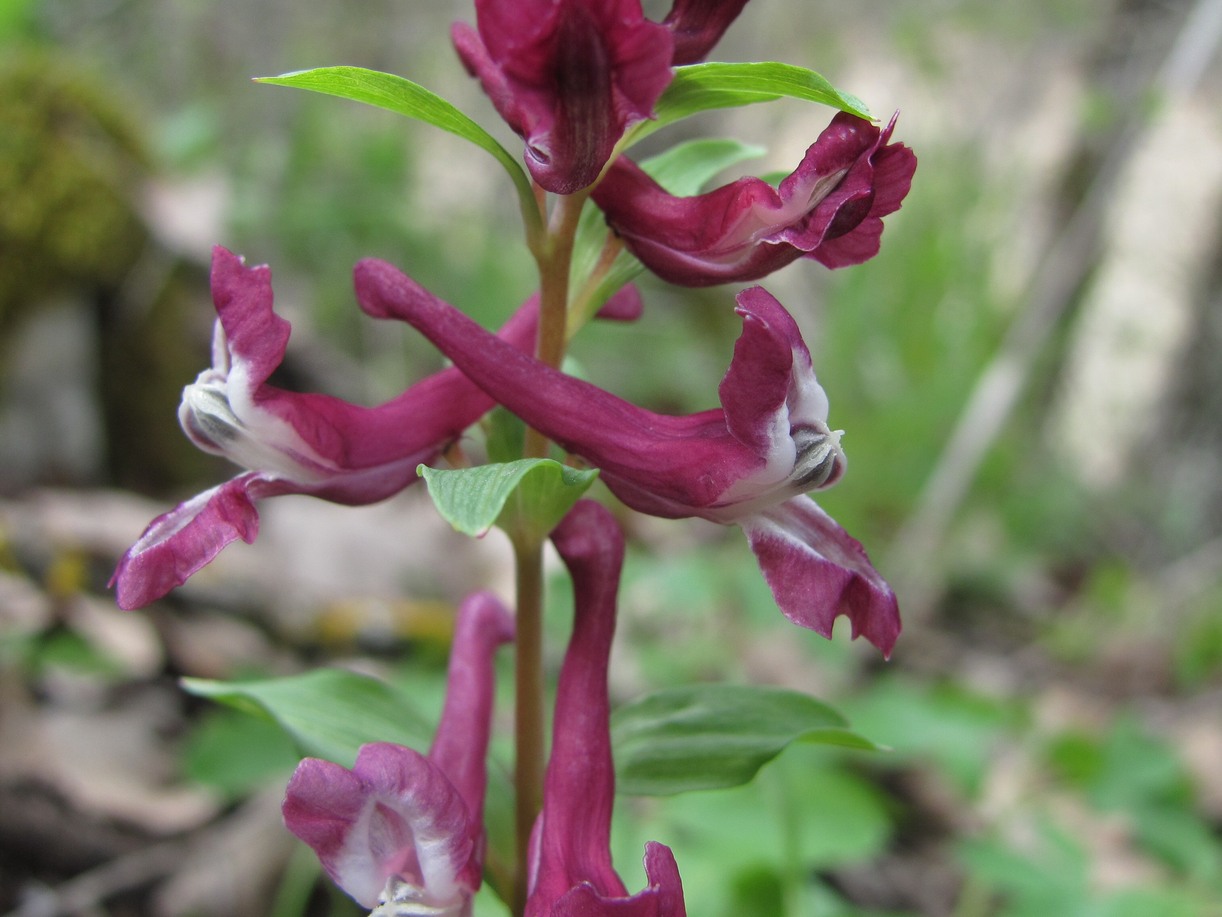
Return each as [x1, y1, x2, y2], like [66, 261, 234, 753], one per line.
[355, 260, 900, 656]
[527, 501, 687, 916]
[283, 590, 514, 917]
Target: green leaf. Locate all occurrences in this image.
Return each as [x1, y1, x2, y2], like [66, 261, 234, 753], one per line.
[612, 683, 880, 795]
[181, 708, 299, 798]
[257, 66, 536, 223]
[635, 61, 872, 145]
[418, 459, 598, 542]
[181, 668, 432, 766]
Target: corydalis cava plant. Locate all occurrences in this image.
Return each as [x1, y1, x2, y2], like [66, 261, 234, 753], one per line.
[112, 0, 915, 913]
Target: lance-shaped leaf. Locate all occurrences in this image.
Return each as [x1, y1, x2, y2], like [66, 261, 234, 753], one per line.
[258, 66, 536, 222]
[612, 683, 880, 796]
[182, 669, 433, 766]
[630, 60, 873, 146]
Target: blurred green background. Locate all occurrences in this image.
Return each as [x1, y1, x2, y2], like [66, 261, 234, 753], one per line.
[1, 0, 1220, 915]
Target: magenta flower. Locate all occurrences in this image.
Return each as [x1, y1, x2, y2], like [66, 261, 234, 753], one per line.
[355, 261, 900, 655]
[663, 0, 751, 65]
[109, 246, 536, 610]
[282, 590, 513, 915]
[451, 0, 675, 194]
[591, 112, 917, 286]
[528, 500, 687, 916]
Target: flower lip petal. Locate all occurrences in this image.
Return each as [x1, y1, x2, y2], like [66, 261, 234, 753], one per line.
[109, 473, 288, 610]
[742, 495, 900, 656]
[283, 744, 473, 910]
[209, 246, 290, 390]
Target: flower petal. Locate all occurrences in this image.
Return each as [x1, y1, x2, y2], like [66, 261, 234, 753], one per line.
[740, 495, 900, 656]
[109, 472, 289, 610]
[531, 502, 628, 907]
[663, 0, 750, 65]
[209, 245, 290, 390]
[811, 115, 917, 268]
[283, 744, 473, 909]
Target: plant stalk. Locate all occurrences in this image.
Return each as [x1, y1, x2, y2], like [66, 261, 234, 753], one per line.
[511, 533, 545, 916]
[511, 185, 587, 915]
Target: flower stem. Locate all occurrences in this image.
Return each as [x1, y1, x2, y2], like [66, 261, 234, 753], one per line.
[511, 186, 588, 915]
[511, 532, 545, 917]
[524, 189, 588, 458]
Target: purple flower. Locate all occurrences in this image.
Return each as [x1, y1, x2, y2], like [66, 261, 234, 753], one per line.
[528, 500, 687, 916]
[109, 246, 535, 610]
[663, 0, 751, 65]
[282, 591, 514, 915]
[451, 0, 675, 194]
[591, 112, 917, 286]
[355, 261, 900, 656]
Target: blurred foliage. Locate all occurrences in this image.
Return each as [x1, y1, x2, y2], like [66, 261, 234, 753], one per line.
[0, 49, 148, 326]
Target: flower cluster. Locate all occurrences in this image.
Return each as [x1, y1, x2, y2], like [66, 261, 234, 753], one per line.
[113, 0, 915, 913]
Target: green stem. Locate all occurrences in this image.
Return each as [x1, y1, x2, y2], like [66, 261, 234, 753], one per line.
[511, 533, 545, 917]
[511, 185, 588, 916]
[523, 190, 586, 459]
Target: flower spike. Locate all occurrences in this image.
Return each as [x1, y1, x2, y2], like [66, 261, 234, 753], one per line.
[451, 0, 675, 194]
[283, 591, 514, 915]
[591, 113, 917, 286]
[526, 500, 687, 915]
[355, 261, 900, 656]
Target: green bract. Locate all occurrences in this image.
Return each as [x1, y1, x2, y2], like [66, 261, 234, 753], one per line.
[418, 459, 599, 542]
